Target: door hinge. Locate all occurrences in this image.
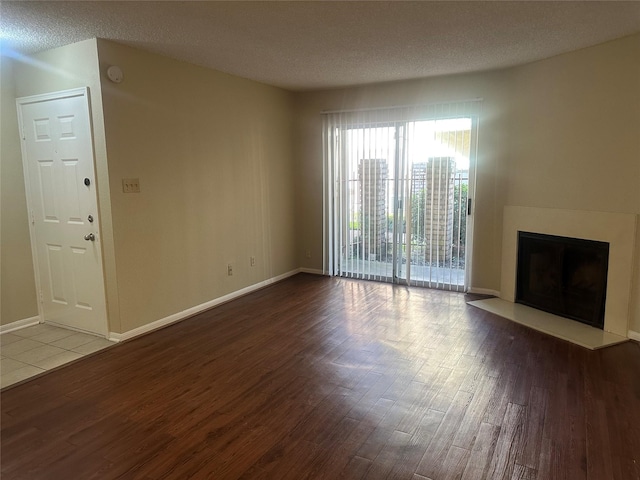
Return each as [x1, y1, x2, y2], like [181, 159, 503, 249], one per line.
[467, 198, 472, 215]
[39, 290, 44, 303]
[30, 209, 35, 225]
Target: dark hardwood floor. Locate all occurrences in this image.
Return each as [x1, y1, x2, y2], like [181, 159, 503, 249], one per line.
[2, 273, 639, 479]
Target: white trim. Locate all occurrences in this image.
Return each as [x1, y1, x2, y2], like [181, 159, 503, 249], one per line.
[108, 269, 301, 342]
[463, 113, 480, 292]
[0, 316, 40, 334]
[628, 330, 640, 342]
[299, 268, 325, 275]
[468, 287, 500, 297]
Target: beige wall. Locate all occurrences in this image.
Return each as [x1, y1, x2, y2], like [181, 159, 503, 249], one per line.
[0, 55, 38, 325]
[3, 33, 638, 336]
[507, 34, 639, 213]
[295, 33, 640, 334]
[4, 39, 296, 335]
[507, 33, 640, 333]
[294, 70, 513, 294]
[96, 40, 297, 333]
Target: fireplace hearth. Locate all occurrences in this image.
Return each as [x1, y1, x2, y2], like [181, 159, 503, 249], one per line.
[516, 231, 609, 329]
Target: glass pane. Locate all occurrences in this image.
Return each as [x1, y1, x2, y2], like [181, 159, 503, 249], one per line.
[339, 125, 396, 281]
[403, 118, 471, 289]
[329, 111, 475, 292]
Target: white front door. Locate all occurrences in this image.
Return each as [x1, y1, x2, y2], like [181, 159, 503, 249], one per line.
[17, 88, 107, 336]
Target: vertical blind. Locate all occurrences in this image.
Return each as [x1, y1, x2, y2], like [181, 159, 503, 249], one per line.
[323, 100, 481, 291]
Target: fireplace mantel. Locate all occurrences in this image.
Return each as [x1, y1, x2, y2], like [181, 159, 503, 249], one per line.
[500, 206, 637, 337]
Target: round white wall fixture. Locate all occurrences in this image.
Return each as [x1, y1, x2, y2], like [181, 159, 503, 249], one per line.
[107, 65, 124, 83]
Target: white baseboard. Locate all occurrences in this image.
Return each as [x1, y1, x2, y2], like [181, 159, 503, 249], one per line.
[109, 268, 302, 342]
[0, 316, 40, 334]
[628, 330, 640, 342]
[467, 287, 500, 297]
[299, 268, 324, 275]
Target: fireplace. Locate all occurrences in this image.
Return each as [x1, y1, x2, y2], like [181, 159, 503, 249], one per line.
[497, 206, 635, 341]
[516, 231, 609, 329]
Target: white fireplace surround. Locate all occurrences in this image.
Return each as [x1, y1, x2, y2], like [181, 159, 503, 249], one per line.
[501, 206, 637, 337]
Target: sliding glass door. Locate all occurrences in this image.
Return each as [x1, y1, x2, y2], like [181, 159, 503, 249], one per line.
[324, 102, 479, 291]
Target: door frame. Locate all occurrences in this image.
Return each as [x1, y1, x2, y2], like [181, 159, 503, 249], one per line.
[16, 87, 109, 336]
[324, 109, 479, 292]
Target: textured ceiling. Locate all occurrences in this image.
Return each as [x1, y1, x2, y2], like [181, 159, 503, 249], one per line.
[1, 1, 639, 91]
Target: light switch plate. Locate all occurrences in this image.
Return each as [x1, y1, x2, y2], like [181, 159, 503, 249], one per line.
[122, 178, 140, 193]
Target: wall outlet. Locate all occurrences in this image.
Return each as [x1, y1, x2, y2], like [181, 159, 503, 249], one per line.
[305, 250, 311, 259]
[122, 178, 140, 193]
[227, 264, 233, 276]
[250, 256, 256, 267]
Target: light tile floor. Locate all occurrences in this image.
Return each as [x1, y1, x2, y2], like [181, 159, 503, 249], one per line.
[1, 324, 115, 389]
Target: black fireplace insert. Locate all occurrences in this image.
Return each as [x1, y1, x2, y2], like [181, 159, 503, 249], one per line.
[515, 231, 609, 329]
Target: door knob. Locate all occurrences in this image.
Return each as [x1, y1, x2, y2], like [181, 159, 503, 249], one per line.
[84, 233, 95, 241]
